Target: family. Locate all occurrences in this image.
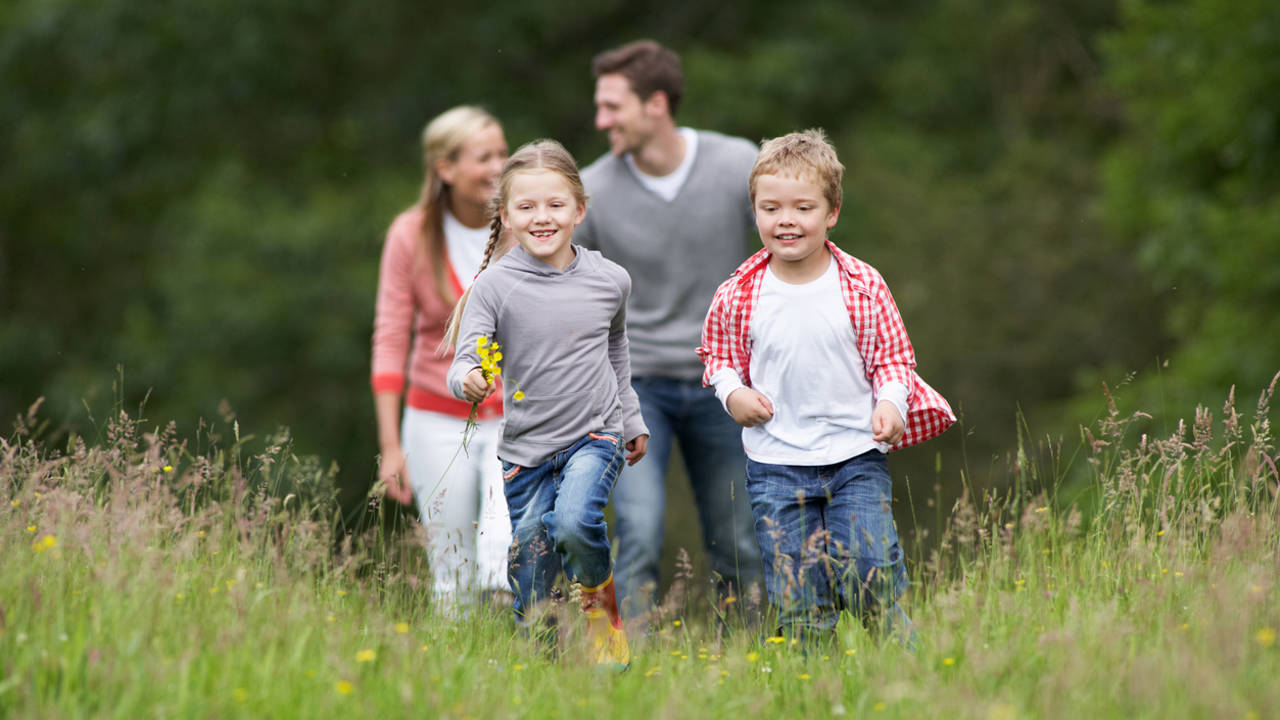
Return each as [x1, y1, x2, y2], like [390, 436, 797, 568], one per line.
[369, 40, 956, 670]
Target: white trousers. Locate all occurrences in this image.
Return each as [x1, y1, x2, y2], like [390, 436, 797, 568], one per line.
[401, 407, 511, 606]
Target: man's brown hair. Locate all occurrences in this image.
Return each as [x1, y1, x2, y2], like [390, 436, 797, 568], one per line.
[592, 40, 684, 116]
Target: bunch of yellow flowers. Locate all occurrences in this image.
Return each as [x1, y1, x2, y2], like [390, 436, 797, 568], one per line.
[476, 336, 503, 382]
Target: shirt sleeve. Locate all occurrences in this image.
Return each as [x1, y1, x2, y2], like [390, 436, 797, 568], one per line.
[446, 282, 496, 401]
[709, 368, 747, 414]
[696, 278, 739, 387]
[868, 281, 918, 399]
[370, 219, 415, 394]
[607, 270, 649, 443]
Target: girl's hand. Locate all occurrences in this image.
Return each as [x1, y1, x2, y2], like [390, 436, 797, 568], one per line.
[461, 367, 495, 403]
[379, 445, 413, 505]
[872, 400, 906, 445]
[727, 388, 774, 427]
[625, 434, 648, 466]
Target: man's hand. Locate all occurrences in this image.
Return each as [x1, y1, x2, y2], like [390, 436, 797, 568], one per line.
[625, 434, 649, 466]
[727, 388, 774, 427]
[461, 367, 495, 403]
[872, 400, 905, 445]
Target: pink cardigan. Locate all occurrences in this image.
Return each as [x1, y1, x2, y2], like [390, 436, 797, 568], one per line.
[370, 207, 500, 420]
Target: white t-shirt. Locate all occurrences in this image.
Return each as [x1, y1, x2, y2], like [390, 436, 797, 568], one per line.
[624, 128, 699, 202]
[442, 209, 490, 290]
[712, 257, 907, 465]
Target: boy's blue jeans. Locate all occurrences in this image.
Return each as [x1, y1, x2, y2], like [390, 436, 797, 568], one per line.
[611, 376, 762, 618]
[745, 449, 910, 638]
[500, 432, 625, 623]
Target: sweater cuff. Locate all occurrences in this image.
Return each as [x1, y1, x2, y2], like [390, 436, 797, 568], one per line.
[371, 373, 405, 394]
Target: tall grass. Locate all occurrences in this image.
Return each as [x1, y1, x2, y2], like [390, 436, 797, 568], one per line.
[3, 375, 1277, 719]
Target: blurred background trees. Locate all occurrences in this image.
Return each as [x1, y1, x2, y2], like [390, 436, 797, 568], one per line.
[3, 0, 1276, 563]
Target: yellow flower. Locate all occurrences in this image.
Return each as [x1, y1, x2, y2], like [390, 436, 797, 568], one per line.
[26, 525, 36, 533]
[943, 657, 956, 666]
[765, 636, 786, 644]
[163, 465, 173, 473]
[492, 351, 503, 363]
[673, 620, 682, 627]
[798, 673, 810, 680]
[513, 664, 524, 671]
[327, 615, 336, 623]
[233, 688, 248, 703]
[746, 652, 760, 663]
[478, 347, 490, 359]
[477, 336, 489, 351]
[873, 702, 887, 712]
[334, 680, 354, 695]
[513, 391, 526, 402]
[356, 649, 376, 663]
[395, 622, 409, 634]
[32, 534, 57, 552]
[1258, 628, 1276, 648]
[844, 649, 856, 656]
[10, 500, 19, 507]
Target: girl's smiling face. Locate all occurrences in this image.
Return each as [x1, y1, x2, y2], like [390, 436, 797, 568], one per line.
[502, 168, 586, 270]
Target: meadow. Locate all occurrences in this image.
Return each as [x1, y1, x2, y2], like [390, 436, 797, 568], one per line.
[3, 377, 1277, 719]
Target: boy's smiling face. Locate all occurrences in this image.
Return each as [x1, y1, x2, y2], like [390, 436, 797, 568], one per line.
[753, 172, 841, 281]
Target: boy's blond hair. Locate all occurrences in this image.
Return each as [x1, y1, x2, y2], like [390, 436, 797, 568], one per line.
[749, 129, 844, 210]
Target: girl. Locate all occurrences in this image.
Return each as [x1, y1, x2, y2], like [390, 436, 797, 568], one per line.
[370, 106, 513, 615]
[446, 139, 649, 669]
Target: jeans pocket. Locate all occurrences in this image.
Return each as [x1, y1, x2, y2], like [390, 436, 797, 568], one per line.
[501, 461, 523, 482]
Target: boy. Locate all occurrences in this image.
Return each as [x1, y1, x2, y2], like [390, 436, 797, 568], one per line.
[697, 129, 955, 641]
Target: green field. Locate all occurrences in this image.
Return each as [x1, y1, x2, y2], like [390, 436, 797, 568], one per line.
[3, 381, 1277, 719]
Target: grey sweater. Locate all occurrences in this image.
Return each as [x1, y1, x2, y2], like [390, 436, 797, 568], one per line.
[577, 129, 759, 380]
[447, 244, 648, 467]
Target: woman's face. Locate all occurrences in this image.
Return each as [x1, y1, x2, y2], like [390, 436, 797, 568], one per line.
[438, 123, 508, 216]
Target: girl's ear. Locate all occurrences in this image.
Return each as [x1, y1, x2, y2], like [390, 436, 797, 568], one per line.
[573, 200, 586, 226]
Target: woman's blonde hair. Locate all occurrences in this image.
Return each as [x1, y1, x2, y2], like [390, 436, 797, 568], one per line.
[443, 139, 588, 349]
[417, 105, 501, 304]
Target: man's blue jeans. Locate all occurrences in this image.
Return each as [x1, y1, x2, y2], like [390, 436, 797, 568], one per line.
[611, 376, 762, 618]
[745, 449, 911, 638]
[500, 432, 624, 623]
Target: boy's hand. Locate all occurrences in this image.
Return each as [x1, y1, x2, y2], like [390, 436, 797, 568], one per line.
[625, 434, 649, 466]
[727, 388, 774, 427]
[872, 400, 905, 445]
[461, 367, 495, 403]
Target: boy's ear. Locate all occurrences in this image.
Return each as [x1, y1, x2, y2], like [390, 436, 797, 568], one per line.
[826, 202, 842, 229]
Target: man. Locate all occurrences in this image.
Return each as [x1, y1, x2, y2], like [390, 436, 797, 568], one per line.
[576, 39, 763, 619]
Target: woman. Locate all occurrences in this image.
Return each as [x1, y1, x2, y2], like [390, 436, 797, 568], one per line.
[371, 106, 512, 613]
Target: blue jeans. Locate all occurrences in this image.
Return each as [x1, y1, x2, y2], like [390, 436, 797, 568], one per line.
[611, 376, 762, 618]
[500, 432, 625, 623]
[746, 450, 910, 638]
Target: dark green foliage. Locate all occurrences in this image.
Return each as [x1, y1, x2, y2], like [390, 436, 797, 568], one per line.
[1, 0, 1274, 546]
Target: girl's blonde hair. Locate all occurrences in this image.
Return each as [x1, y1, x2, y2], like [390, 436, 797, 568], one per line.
[417, 105, 501, 304]
[443, 139, 588, 349]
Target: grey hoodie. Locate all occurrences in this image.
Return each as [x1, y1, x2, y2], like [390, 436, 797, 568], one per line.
[447, 244, 648, 467]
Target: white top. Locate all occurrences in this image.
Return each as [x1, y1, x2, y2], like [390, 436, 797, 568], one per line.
[624, 128, 699, 202]
[710, 257, 908, 465]
[443, 209, 490, 289]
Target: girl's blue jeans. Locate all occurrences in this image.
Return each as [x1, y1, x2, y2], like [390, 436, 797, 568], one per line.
[745, 449, 911, 638]
[500, 432, 625, 623]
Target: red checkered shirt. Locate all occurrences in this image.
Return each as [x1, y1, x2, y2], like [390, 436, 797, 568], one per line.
[697, 241, 955, 451]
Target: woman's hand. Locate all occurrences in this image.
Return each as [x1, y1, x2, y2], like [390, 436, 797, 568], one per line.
[379, 445, 413, 505]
